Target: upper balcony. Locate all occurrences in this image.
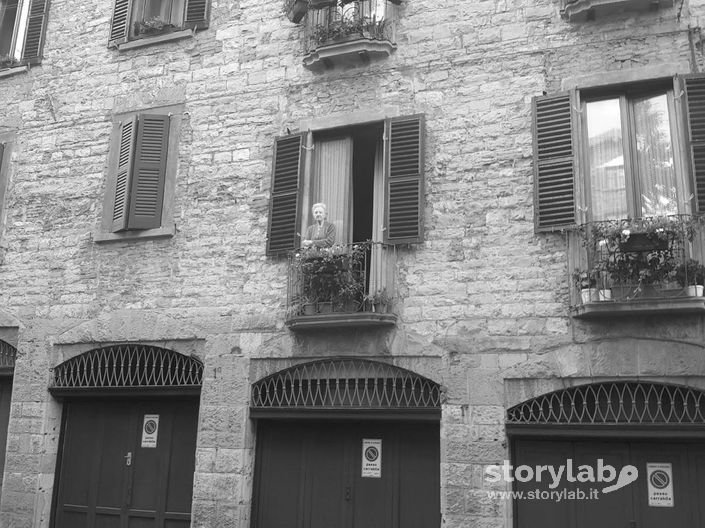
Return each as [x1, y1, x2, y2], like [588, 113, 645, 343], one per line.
[300, 0, 399, 69]
[569, 215, 705, 319]
[285, 242, 398, 330]
[561, 0, 674, 21]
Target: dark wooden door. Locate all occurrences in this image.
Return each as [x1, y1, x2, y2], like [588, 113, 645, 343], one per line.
[514, 439, 705, 528]
[253, 420, 440, 528]
[53, 398, 198, 528]
[0, 377, 13, 489]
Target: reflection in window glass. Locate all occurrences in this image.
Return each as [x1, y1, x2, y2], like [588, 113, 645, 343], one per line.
[633, 94, 678, 216]
[586, 99, 628, 220]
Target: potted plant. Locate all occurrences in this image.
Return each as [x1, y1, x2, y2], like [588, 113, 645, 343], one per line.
[675, 259, 705, 296]
[134, 16, 175, 37]
[573, 269, 599, 304]
[369, 287, 392, 313]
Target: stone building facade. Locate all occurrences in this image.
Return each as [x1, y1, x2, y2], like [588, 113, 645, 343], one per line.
[2, 0, 705, 526]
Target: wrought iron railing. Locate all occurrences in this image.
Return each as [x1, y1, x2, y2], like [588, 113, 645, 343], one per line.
[51, 345, 203, 389]
[571, 215, 705, 304]
[303, 0, 397, 54]
[286, 241, 396, 320]
[251, 359, 441, 410]
[507, 382, 705, 425]
[0, 340, 16, 375]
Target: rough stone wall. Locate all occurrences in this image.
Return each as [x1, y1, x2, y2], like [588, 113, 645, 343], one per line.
[1, 0, 705, 526]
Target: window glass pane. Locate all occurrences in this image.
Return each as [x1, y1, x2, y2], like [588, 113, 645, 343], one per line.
[586, 98, 628, 220]
[0, 0, 19, 58]
[633, 93, 679, 216]
[132, 0, 184, 30]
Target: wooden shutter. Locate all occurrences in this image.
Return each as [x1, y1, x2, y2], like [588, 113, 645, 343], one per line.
[267, 134, 303, 256]
[0, 144, 4, 172]
[384, 114, 424, 244]
[533, 91, 577, 232]
[184, 0, 209, 29]
[21, 0, 49, 63]
[682, 74, 705, 214]
[111, 116, 137, 232]
[108, 0, 132, 47]
[127, 114, 169, 230]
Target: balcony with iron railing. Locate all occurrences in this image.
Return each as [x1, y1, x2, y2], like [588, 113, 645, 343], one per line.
[561, 0, 674, 21]
[286, 242, 398, 330]
[300, 0, 399, 69]
[569, 215, 705, 318]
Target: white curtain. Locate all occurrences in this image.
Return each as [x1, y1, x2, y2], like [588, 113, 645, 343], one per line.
[369, 134, 386, 295]
[310, 137, 353, 245]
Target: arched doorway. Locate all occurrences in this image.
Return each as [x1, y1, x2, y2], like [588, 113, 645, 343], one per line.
[507, 381, 705, 528]
[50, 344, 203, 528]
[250, 358, 442, 528]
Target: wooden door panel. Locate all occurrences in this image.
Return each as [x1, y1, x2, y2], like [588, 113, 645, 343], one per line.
[631, 443, 696, 528]
[54, 398, 198, 528]
[397, 423, 440, 528]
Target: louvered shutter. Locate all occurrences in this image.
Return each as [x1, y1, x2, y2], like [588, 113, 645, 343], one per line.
[384, 114, 424, 244]
[111, 116, 138, 232]
[21, 0, 49, 63]
[0, 144, 4, 171]
[533, 91, 577, 231]
[108, 0, 132, 47]
[184, 0, 209, 29]
[267, 134, 303, 256]
[127, 114, 169, 230]
[682, 74, 705, 214]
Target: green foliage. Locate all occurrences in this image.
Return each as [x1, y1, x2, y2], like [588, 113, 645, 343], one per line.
[295, 244, 366, 307]
[674, 259, 705, 287]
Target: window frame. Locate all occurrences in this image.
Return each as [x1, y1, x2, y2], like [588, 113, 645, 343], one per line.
[108, 0, 209, 50]
[580, 84, 691, 221]
[0, 0, 49, 71]
[266, 113, 425, 256]
[533, 74, 705, 232]
[95, 104, 182, 243]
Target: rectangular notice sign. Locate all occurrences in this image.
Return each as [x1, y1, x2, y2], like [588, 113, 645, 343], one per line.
[647, 462, 674, 507]
[141, 414, 160, 448]
[361, 438, 382, 478]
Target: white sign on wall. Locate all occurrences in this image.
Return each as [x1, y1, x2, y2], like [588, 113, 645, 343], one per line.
[646, 462, 674, 507]
[361, 438, 382, 478]
[141, 414, 160, 448]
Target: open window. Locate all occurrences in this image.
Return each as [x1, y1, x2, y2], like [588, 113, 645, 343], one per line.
[108, 0, 208, 48]
[0, 0, 49, 70]
[268, 115, 424, 326]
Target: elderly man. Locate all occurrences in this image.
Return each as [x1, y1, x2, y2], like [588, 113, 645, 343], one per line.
[302, 202, 336, 248]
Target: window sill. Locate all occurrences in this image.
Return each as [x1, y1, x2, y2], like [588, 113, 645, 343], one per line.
[115, 28, 194, 51]
[286, 312, 397, 330]
[571, 297, 705, 319]
[0, 64, 29, 79]
[562, 0, 674, 21]
[93, 224, 175, 243]
[303, 39, 396, 70]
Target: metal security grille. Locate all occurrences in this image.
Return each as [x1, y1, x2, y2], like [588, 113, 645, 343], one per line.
[51, 345, 203, 389]
[507, 382, 705, 425]
[0, 340, 16, 371]
[251, 359, 441, 410]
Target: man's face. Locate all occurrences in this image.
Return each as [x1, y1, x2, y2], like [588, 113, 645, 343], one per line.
[313, 207, 325, 222]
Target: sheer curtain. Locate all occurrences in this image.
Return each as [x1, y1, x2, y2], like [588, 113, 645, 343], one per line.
[587, 98, 628, 220]
[633, 94, 679, 216]
[369, 135, 386, 295]
[311, 137, 354, 245]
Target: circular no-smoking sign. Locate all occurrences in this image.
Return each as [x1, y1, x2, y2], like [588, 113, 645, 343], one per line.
[364, 446, 379, 462]
[650, 469, 670, 489]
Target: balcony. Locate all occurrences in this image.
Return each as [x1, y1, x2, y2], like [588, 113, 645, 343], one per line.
[302, 0, 398, 70]
[285, 242, 398, 330]
[561, 0, 674, 21]
[570, 216, 705, 319]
